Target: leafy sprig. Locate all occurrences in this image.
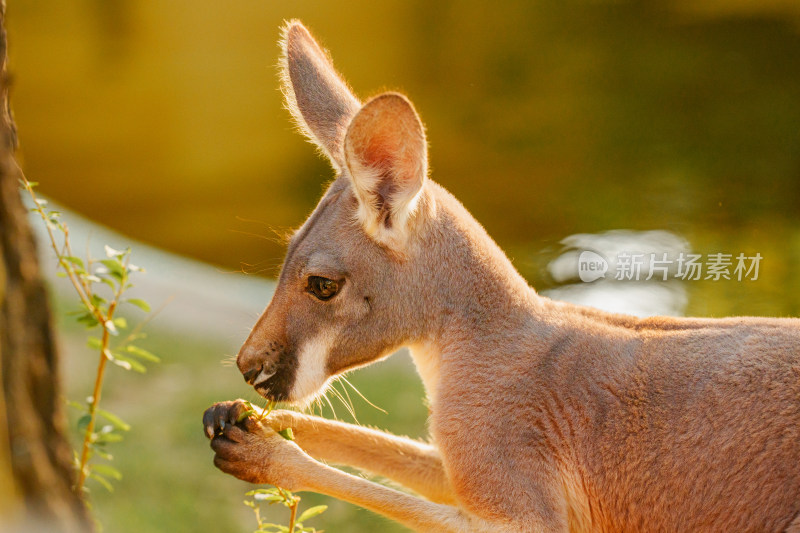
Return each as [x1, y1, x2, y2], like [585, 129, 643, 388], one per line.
[21, 178, 159, 496]
[240, 401, 326, 533]
[244, 487, 326, 533]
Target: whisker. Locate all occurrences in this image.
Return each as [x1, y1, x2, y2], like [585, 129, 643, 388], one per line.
[229, 228, 278, 242]
[340, 374, 387, 414]
[320, 389, 338, 421]
[309, 397, 322, 417]
[337, 377, 358, 420]
[328, 380, 358, 422]
[304, 396, 319, 417]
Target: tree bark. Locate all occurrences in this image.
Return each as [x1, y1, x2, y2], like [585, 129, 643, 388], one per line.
[0, 1, 91, 530]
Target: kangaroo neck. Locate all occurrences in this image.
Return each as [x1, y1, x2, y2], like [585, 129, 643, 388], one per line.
[407, 183, 544, 405]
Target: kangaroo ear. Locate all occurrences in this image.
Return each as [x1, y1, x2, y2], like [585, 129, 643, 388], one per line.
[344, 93, 428, 250]
[280, 20, 361, 170]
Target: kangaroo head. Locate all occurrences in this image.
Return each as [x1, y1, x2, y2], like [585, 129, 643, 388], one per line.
[236, 21, 442, 404]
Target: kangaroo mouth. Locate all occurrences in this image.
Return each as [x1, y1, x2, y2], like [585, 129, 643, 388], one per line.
[251, 359, 297, 403]
[252, 368, 277, 387]
[254, 379, 286, 402]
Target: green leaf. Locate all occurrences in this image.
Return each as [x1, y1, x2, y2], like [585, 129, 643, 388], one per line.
[93, 432, 123, 444]
[125, 345, 160, 363]
[112, 317, 128, 330]
[252, 492, 283, 502]
[276, 487, 297, 503]
[237, 409, 256, 423]
[93, 448, 113, 461]
[245, 488, 281, 496]
[63, 256, 84, 268]
[99, 259, 126, 281]
[89, 473, 114, 492]
[77, 414, 92, 432]
[91, 463, 122, 481]
[77, 313, 100, 328]
[297, 505, 327, 523]
[67, 400, 89, 413]
[278, 428, 294, 441]
[260, 524, 289, 533]
[125, 298, 151, 312]
[109, 353, 146, 373]
[243, 500, 256, 508]
[86, 337, 102, 350]
[96, 408, 131, 431]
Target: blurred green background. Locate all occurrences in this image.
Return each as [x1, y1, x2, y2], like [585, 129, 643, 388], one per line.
[7, 0, 800, 532]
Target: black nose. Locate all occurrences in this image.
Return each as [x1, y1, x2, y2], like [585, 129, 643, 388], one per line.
[242, 367, 260, 385]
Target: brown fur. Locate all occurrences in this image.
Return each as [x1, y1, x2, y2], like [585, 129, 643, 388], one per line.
[204, 20, 800, 532]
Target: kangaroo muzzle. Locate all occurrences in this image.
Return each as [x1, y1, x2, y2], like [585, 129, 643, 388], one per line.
[235, 337, 297, 401]
[241, 363, 277, 387]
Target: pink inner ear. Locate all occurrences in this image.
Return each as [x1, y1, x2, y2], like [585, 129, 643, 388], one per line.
[360, 132, 399, 177]
[345, 93, 427, 217]
[356, 116, 423, 187]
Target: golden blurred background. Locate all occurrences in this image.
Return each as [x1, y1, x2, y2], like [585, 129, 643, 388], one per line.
[10, 1, 800, 309]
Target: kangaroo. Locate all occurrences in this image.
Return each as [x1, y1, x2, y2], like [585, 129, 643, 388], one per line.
[202, 20, 800, 532]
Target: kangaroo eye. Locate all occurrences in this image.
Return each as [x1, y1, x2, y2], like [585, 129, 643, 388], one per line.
[308, 276, 340, 301]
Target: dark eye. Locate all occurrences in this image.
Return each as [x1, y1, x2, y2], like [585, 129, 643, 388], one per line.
[308, 276, 340, 301]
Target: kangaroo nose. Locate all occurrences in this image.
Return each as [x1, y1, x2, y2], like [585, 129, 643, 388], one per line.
[242, 367, 260, 385]
[237, 340, 283, 386]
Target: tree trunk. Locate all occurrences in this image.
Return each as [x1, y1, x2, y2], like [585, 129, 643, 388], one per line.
[0, 1, 91, 530]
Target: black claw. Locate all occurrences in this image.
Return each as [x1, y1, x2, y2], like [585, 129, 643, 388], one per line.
[202, 407, 217, 438]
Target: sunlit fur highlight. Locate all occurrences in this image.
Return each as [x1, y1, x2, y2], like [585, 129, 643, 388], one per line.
[278, 20, 361, 171]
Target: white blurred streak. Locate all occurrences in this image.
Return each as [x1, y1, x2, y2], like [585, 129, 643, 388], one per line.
[549, 229, 690, 283]
[544, 229, 690, 317]
[545, 280, 688, 317]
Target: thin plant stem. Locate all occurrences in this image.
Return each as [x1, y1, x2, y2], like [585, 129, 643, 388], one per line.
[75, 327, 110, 492]
[254, 506, 263, 530]
[21, 179, 103, 324]
[276, 488, 299, 531]
[256, 399, 276, 422]
[21, 176, 130, 495]
[75, 258, 126, 493]
[288, 499, 299, 532]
